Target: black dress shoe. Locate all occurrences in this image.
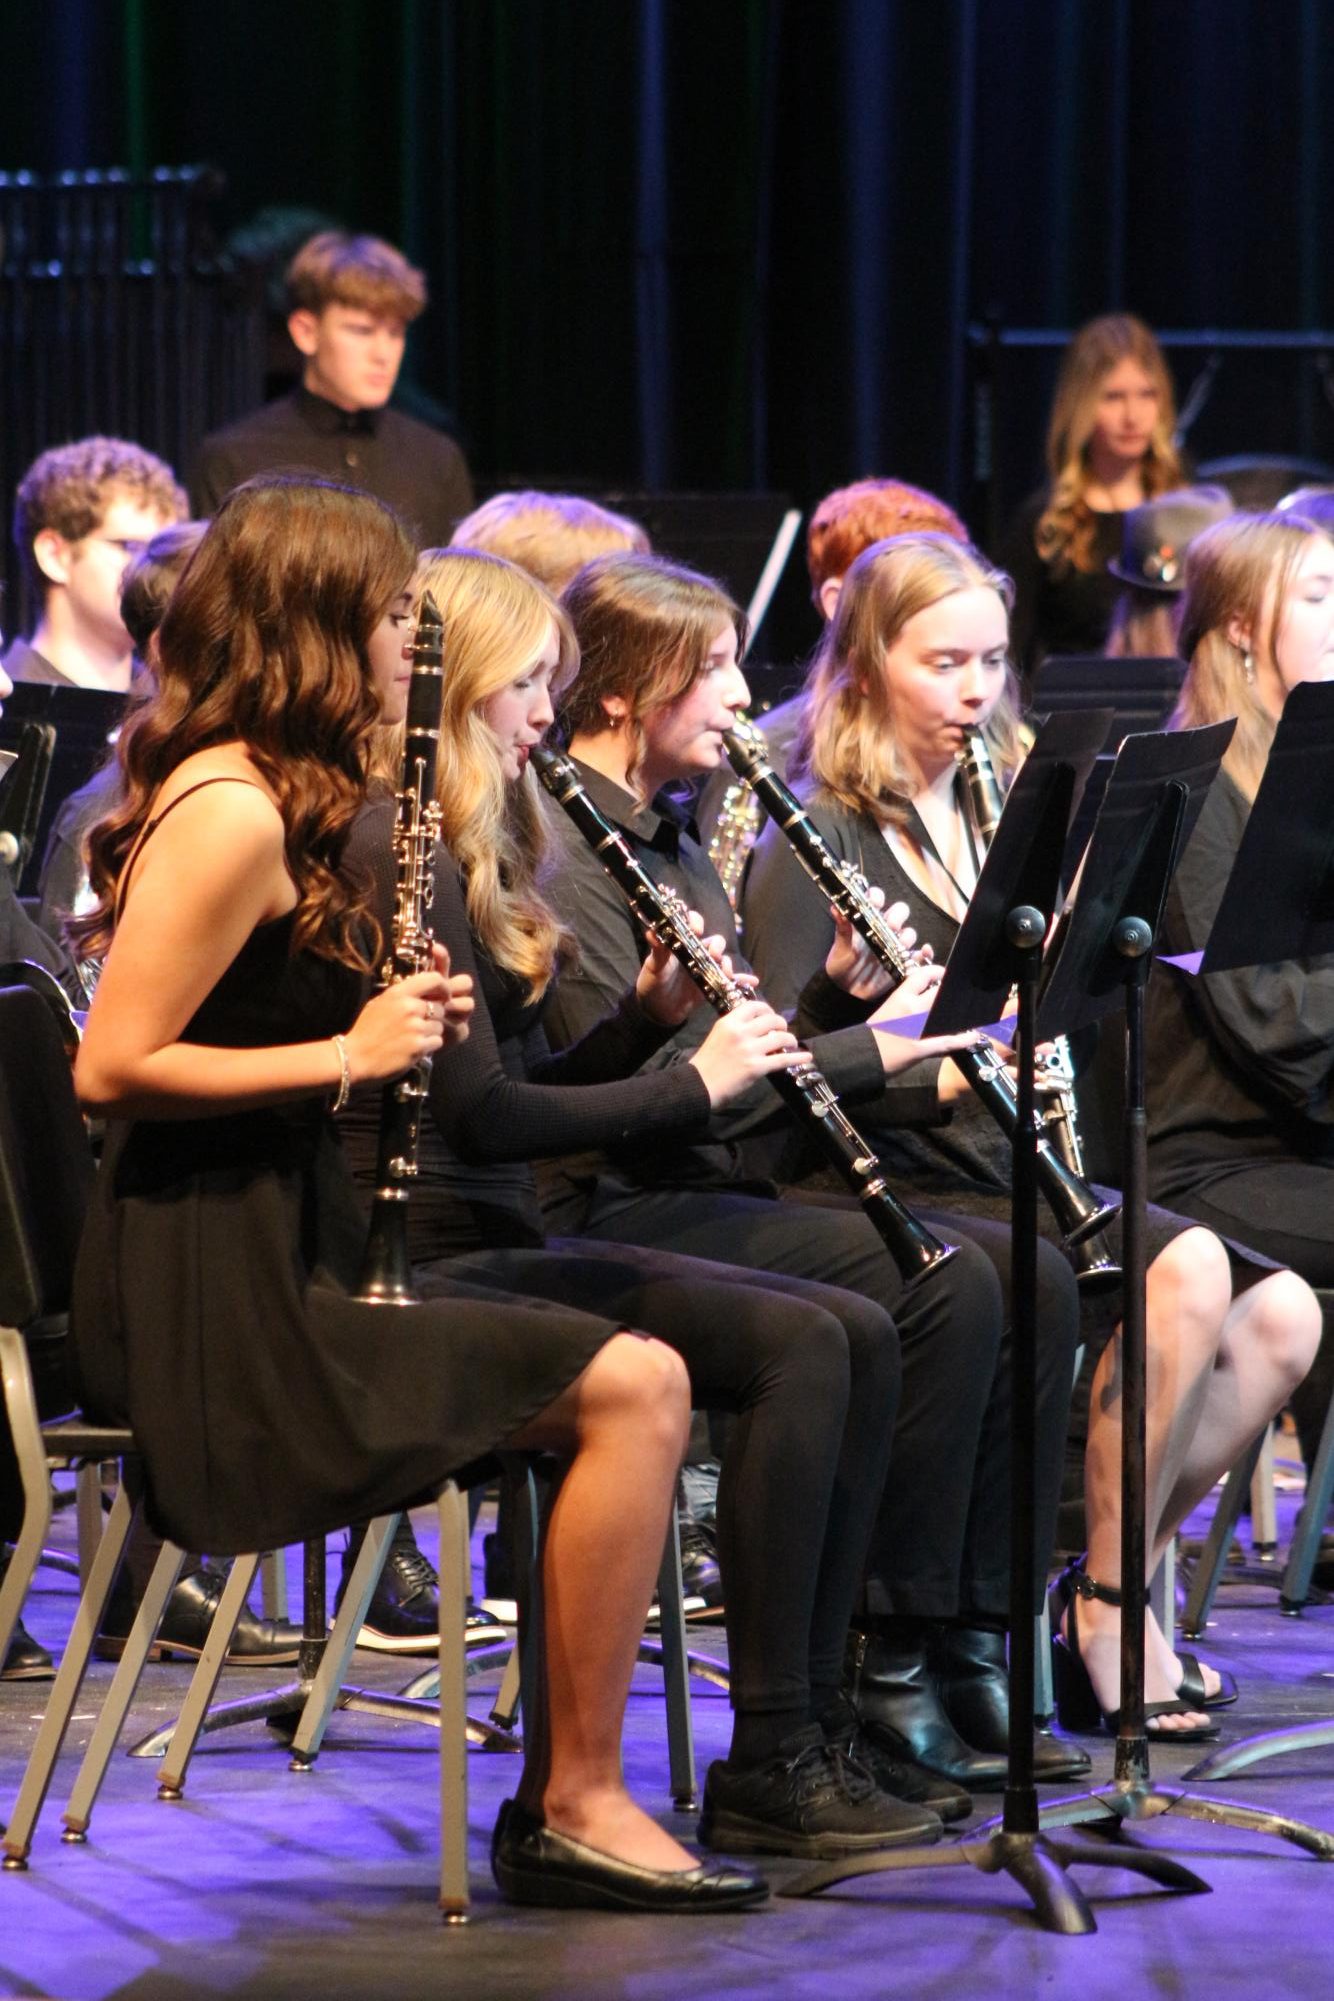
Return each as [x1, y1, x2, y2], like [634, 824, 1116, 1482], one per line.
[929, 1623, 1091, 1782]
[2, 1616, 54, 1680]
[699, 1723, 942, 1857]
[491, 1798, 769, 1913]
[845, 1627, 1008, 1789]
[339, 1525, 441, 1654]
[96, 1564, 304, 1666]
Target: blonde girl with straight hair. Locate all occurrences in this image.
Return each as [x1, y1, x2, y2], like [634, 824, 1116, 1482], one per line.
[742, 527, 1320, 1742]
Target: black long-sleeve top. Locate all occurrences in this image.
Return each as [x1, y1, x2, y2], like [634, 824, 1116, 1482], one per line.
[537, 758, 941, 1217]
[338, 797, 712, 1257]
[738, 785, 1021, 1203]
[1145, 769, 1334, 1199]
[192, 386, 474, 549]
[996, 491, 1126, 690]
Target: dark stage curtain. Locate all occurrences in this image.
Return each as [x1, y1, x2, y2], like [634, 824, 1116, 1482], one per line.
[2, 0, 1332, 528]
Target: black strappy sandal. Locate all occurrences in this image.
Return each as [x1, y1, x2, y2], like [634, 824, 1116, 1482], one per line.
[1049, 1563, 1220, 1743]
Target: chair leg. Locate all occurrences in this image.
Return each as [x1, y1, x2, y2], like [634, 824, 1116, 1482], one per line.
[286, 1513, 399, 1766]
[61, 1541, 188, 1836]
[3, 1484, 136, 1866]
[1149, 1540, 1175, 1654]
[76, 1463, 107, 1592]
[436, 1483, 470, 1923]
[1281, 1380, 1334, 1611]
[0, 1326, 54, 1669]
[1033, 1601, 1054, 1723]
[260, 1547, 289, 1622]
[1249, 1425, 1278, 1557]
[153, 1554, 262, 1796]
[1181, 1433, 1265, 1638]
[653, 1508, 697, 1810]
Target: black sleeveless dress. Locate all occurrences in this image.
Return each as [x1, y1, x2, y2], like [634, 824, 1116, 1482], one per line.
[71, 905, 615, 1557]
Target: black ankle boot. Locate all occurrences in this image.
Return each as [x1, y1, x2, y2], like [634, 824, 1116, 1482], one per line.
[928, 1623, 1090, 1782]
[844, 1625, 1008, 1789]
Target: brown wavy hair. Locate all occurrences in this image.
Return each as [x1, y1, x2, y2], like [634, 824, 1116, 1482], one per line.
[1173, 510, 1334, 802]
[559, 554, 748, 804]
[793, 533, 1024, 827]
[408, 548, 578, 1000]
[73, 475, 416, 967]
[1036, 315, 1181, 575]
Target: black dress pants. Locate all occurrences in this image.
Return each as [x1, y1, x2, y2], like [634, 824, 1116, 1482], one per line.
[421, 1236, 900, 1717]
[552, 1183, 1080, 1626]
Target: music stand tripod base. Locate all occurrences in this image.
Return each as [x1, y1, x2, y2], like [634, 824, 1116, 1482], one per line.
[780, 1825, 1210, 1936]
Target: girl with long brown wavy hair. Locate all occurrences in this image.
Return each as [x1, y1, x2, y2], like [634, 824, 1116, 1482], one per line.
[69, 475, 770, 1916]
[742, 529, 1320, 1742]
[999, 313, 1182, 682]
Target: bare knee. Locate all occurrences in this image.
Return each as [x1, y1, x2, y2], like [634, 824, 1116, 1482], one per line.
[580, 1331, 691, 1458]
[1147, 1228, 1231, 1339]
[1233, 1271, 1323, 1392]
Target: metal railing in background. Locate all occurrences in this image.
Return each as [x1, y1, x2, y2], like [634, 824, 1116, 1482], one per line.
[0, 165, 266, 629]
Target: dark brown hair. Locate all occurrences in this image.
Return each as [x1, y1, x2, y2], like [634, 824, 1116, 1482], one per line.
[560, 554, 748, 802]
[75, 476, 415, 966]
[119, 521, 208, 656]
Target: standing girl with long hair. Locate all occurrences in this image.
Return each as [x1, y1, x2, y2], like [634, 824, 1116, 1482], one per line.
[1000, 313, 1183, 682]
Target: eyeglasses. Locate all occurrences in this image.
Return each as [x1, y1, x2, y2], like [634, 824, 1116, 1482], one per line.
[85, 535, 150, 558]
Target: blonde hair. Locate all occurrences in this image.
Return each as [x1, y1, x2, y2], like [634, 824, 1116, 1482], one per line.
[451, 491, 649, 594]
[411, 548, 579, 998]
[560, 554, 748, 804]
[794, 533, 1023, 827]
[1036, 315, 1181, 575]
[1173, 511, 1334, 801]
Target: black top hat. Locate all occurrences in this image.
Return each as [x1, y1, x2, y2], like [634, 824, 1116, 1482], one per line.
[1106, 485, 1234, 594]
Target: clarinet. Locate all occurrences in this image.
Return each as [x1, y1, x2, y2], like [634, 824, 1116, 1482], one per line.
[355, 592, 445, 1305]
[533, 744, 956, 1283]
[724, 717, 1120, 1278]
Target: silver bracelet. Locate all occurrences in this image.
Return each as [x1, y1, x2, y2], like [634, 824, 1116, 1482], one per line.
[331, 1033, 351, 1114]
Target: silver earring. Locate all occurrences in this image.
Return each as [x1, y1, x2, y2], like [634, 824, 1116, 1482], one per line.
[1242, 648, 1255, 684]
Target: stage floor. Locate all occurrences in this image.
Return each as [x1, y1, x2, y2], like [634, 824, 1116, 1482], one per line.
[4, 1493, 1334, 2001]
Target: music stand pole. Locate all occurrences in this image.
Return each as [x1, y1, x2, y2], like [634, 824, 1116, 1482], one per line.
[1025, 727, 1334, 1861]
[780, 711, 1209, 1932]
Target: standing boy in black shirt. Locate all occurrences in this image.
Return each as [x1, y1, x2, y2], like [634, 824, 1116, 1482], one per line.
[193, 231, 473, 543]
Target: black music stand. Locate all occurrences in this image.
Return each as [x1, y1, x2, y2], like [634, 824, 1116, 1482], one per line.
[1024, 717, 1334, 1865]
[780, 710, 1210, 1933]
[1181, 680, 1334, 1785]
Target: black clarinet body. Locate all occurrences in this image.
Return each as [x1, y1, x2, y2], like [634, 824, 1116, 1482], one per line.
[533, 744, 956, 1284]
[724, 719, 1120, 1271]
[355, 592, 445, 1305]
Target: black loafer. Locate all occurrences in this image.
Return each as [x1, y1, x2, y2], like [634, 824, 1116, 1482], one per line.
[97, 1564, 303, 1666]
[2, 1616, 54, 1681]
[491, 1798, 769, 1913]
